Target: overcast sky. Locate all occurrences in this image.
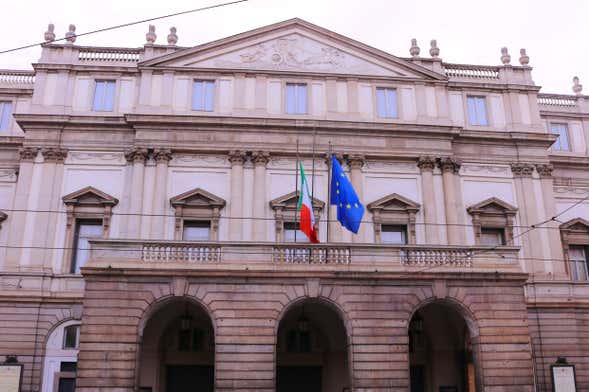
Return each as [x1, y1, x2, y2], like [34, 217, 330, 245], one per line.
[1, 0, 585, 94]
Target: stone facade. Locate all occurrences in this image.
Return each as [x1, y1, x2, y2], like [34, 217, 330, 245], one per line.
[0, 18, 588, 392]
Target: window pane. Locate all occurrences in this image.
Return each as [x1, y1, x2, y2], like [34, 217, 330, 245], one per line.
[480, 228, 505, 246]
[467, 97, 477, 125]
[381, 225, 407, 244]
[204, 81, 215, 111]
[63, 325, 79, 349]
[386, 89, 398, 118]
[92, 81, 106, 111]
[72, 221, 103, 273]
[475, 97, 488, 125]
[183, 221, 211, 241]
[569, 247, 588, 280]
[296, 84, 307, 114]
[192, 81, 204, 110]
[58, 378, 76, 392]
[0, 102, 12, 130]
[286, 84, 296, 114]
[551, 124, 569, 151]
[104, 81, 116, 111]
[60, 362, 77, 372]
[376, 88, 387, 118]
[283, 222, 309, 243]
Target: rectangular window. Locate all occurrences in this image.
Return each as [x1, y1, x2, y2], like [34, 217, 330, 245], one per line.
[376, 88, 398, 118]
[192, 80, 215, 111]
[286, 83, 307, 114]
[550, 123, 570, 151]
[381, 225, 407, 244]
[480, 228, 506, 246]
[182, 221, 211, 241]
[71, 219, 103, 274]
[63, 325, 80, 349]
[467, 96, 488, 126]
[0, 101, 13, 131]
[283, 222, 309, 243]
[92, 80, 116, 112]
[569, 246, 589, 281]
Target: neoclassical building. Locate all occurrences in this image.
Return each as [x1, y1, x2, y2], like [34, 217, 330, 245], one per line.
[0, 18, 588, 392]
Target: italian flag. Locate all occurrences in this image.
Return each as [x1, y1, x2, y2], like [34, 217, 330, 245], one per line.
[298, 161, 319, 243]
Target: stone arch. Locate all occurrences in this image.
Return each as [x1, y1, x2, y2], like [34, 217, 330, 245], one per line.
[408, 296, 480, 338]
[41, 316, 82, 392]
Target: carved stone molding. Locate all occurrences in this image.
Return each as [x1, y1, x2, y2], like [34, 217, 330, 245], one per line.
[0, 169, 17, 182]
[367, 193, 421, 244]
[347, 154, 365, 170]
[125, 148, 149, 164]
[510, 163, 534, 178]
[19, 147, 38, 162]
[41, 148, 68, 163]
[252, 151, 270, 167]
[535, 164, 554, 179]
[467, 197, 517, 245]
[228, 150, 246, 166]
[417, 156, 436, 172]
[170, 188, 226, 241]
[153, 148, 173, 164]
[437, 157, 461, 174]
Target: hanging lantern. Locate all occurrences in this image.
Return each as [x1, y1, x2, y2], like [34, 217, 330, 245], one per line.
[297, 307, 310, 333]
[180, 313, 192, 331]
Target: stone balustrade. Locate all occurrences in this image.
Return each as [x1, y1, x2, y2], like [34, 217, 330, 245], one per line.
[88, 239, 521, 272]
[0, 70, 35, 87]
[537, 93, 578, 107]
[443, 63, 500, 79]
[78, 46, 142, 63]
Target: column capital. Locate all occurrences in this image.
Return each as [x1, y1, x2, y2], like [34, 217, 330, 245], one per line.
[153, 148, 173, 163]
[535, 163, 554, 179]
[19, 147, 38, 162]
[511, 162, 535, 178]
[438, 157, 461, 174]
[228, 150, 247, 166]
[417, 156, 436, 172]
[41, 147, 68, 163]
[252, 151, 270, 167]
[125, 148, 149, 163]
[347, 154, 365, 170]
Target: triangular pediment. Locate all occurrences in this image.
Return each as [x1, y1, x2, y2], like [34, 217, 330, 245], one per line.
[560, 217, 589, 232]
[62, 186, 118, 206]
[141, 19, 445, 80]
[270, 191, 325, 211]
[367, 193, 420, 212]
[170, 188, 226, 209]
[467, 197, 517, 215]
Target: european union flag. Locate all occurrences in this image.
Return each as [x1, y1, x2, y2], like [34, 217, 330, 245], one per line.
[330, 154, 365, 234]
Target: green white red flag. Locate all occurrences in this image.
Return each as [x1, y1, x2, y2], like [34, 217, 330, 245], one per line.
[298, 161, 319, 243]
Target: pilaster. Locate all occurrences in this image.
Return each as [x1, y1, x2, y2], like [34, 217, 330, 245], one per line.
[438, 157, 463, 245]
[125, 148, 148, 238]
[418, 156, 438, 244]
[252, 151, 270, 241]
[347, 154, 365, 243]
[229, 150, 246, 241]
[150, 149, 172, 239]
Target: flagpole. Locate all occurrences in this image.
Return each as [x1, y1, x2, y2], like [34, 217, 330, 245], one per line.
[310, 126, 317, 211]
[294, 139, 299, 243]
[326, 141, 332, 243]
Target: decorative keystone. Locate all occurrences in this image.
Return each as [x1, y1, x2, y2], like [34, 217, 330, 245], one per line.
[429, 39, 440, 58]
[573, 76, 583, 95]
[500, 47, 511, 65]
[167, 27, 178, 46]
[65, 24, 76, 44]
[145, 25, 157, 44]
[44, 24, 55, 42]
[519, 48, 529, 66]
[410, 38, 420, 58]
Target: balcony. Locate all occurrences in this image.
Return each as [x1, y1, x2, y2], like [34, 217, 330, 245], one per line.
[87, 239, 522, 275]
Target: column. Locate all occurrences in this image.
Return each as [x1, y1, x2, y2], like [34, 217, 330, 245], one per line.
[418, 156, 438, 244]
[536, 164, 566, 277]
[439, 157, 462, 245]
[150, 149, 172, 239]
[228, 151, 246, 241]
[125, 148, 148, 239]
[5, 148, 37, 269]
[348, 154, 365, 243]
[511, 163, 544, 274]
[252, 151, 269, 241]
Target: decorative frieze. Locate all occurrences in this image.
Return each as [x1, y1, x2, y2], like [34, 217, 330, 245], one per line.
[535, 164, 554, 179]
[437, 157, 461, 174]
[417, 156, 436, 172]
[19, 147, 38, 162]
[125, 148, 149, 164]
[510, 163, 535, 178]
[41, 148, 68, 163]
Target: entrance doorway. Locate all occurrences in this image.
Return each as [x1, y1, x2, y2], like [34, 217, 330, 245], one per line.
[409, 302, 479, 392]
[276, 300, 350, 392]
[138, 299, 215, 392]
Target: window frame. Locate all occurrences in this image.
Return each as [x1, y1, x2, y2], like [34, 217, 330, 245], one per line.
[182, 220, 212, 241]
[366, 193, 420, 245]
[375, 87, 399, 119]
[170, 188, 226, 241]
[0, 101, 13, 131]
[568, 246, 589, 281]
[549, 123, 571, 151]
[70, 219, 103, 274]
[270, 191, 324, 242]
[467, 197, 517, 246]
[285, 82, 308, 115]
[283, 221, 310, 243]
[62, 325, 81, 350]
[380, 224, 408, 245]
[191, 79, 216, 112]
[480, 227, 506, 246]
[92, 80, 117, 112]
[559, 218, 589, 281]
[466, 95, 489, 126]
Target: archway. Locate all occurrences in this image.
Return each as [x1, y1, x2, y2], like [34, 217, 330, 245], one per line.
[409, 301, 480, 392]
[276, 299, 351, 392]
[138, 298, 215, 392]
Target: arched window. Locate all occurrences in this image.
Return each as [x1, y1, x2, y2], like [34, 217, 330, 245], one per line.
[42, 320, 81, 392]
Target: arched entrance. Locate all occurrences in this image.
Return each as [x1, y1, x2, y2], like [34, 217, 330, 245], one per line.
[138, 298, 215, 392]
[409, 301, 480, 392]
[276, 300, 351, 392]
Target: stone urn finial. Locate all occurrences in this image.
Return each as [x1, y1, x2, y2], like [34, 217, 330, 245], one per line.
[44, 23, 55, 42]
[500, 47, 511, 65]
[167, 27, 178, 46]
[519, 48, 529, 66]
[410, 38, 420, 58]
[146, 24, 157, 44]
[429, 39, 440, 58]
[573, 76, 583, 95]
[65, 24, 76, 44]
